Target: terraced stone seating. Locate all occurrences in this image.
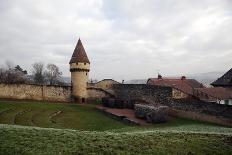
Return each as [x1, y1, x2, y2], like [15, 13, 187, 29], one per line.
[0, 107, 63, 127]
[134, 104, 169, 123]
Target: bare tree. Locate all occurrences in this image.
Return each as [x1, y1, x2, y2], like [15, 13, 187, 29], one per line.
[0, 62, 29, 84]
[32, 62, 45, 84]
[45, 64, 62, 85]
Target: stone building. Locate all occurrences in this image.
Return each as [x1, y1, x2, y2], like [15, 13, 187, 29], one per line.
[69, 38, 90, 103]
[147, 73, 232, 105]
[90, 79, 120, 89]
[147, 75, 204, 99]
[194, 87, 232, 105]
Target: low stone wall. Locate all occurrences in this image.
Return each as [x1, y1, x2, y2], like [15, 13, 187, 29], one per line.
[112, 84, 232, 126]
[169, 108, 232, 127]
[168, 98, 232, 119]
[0, 84, 71, 102]
[87, 87, 114, 98]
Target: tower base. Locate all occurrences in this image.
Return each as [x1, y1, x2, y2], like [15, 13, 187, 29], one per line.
[71, 96, 86, 103]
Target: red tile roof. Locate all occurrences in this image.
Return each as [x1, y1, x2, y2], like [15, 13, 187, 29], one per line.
[195, 87, 232, 100]
[69, 38, 90, 64]
[147, 77, 204, 95]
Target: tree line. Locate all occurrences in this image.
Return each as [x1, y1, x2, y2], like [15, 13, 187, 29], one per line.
[0, 62, 67, 86]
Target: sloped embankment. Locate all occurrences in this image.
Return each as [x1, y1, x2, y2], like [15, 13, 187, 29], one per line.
[0, 124, 231, 155]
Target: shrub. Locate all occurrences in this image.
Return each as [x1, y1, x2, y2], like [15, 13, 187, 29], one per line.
[134, 104, 155, 119]
[134, 104, 169, 123]
[147, 106, 169, 123]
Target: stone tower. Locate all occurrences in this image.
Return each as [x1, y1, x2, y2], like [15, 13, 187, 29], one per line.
[69, 38, 90, 103]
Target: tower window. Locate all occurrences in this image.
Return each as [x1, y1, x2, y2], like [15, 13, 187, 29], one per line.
[84, 63, 86, 65]
[76, 63, 78, 65]
[86, 73, 87, 76]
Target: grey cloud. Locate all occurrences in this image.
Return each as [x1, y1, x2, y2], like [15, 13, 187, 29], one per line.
[0, 0, 232, 81]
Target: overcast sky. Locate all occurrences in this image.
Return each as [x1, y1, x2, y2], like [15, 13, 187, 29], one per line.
[0, 0, 232, 81]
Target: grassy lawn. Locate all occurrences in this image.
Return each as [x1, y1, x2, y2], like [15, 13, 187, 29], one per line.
[0, 124, 231, 155]
[0, 100, 127, 131]
[0, 100, 232, 154]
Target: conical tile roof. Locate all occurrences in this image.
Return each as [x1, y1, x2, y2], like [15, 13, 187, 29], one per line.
[69, 38, 90, 64]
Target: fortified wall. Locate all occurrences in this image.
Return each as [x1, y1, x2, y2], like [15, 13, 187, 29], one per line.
[0, 84, 72, 102]
[0, 84, 112, 102]
[113, 84, 172, 105]
[112, 84, 232, 126]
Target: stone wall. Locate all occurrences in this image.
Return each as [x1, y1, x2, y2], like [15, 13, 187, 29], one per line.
[94, 79, 119, 89]
[0, 84, 71, 102]
[113, 84, 172, 105]
[87, 87, 114, 101]
[112, 84, 232, 126]
[172, 88, 190, 99]
[169, 108, 232, 127]
[0, 84, 114, 103]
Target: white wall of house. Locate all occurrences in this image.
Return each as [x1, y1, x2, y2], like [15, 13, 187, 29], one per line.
[217, 99, 232, 105]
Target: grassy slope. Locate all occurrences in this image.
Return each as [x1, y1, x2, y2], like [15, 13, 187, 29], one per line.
[0, 101, 127, 131]
[0, 100, 232, 154]
[0, 124, 231, 155]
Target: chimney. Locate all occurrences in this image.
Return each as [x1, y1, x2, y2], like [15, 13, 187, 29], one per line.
[181, 76, 186, 80]
[158, 74, 162, 79]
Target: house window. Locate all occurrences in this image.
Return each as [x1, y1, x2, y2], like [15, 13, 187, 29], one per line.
[84, 63, 86, 65]
[225, 100, 229, 105]
[76, 63, 78, 65]
[86, 73, 87, 76]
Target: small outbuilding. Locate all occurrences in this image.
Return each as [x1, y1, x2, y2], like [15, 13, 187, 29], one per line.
[92, 79, 120, 89]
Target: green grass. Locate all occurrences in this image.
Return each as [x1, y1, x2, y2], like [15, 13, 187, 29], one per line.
[0, 124, 231, 155]
[0, 100, 232, 154]
[0, 100, 127, 131]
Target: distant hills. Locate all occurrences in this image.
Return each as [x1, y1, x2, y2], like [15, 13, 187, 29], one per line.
[187, 71, 224, 87]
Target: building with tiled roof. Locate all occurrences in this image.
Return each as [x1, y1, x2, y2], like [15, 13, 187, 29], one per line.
[211, 68, 232, 87]
[194, 87, 232, 105]
[147, 74, 232, 105]
[89, 79, 120, 90]
[147, 75, 204, 96]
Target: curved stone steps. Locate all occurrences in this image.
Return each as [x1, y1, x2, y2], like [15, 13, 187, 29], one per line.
[49, 110, 63, 124]
[0, 108, 12, 115]
[0, 108, 22, 124]
[14, 109, 35, 126]
[31, 110, 45, 126]
[31, 110, 60, 128]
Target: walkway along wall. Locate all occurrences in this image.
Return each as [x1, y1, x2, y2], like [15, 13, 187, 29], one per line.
[113, 84, 232, 126]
